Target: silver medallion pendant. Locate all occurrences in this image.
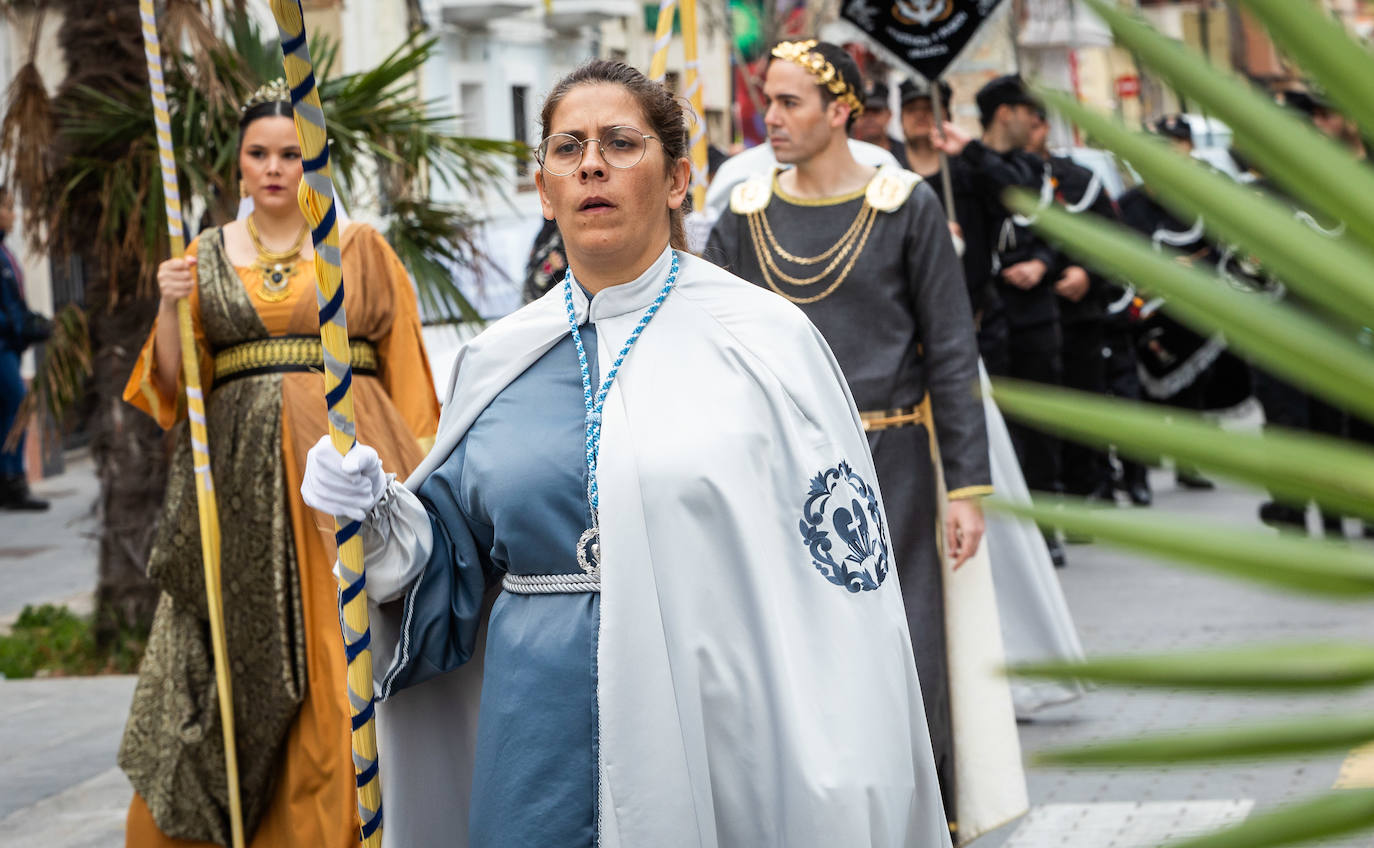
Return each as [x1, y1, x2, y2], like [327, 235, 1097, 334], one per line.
[577, 526, 601, 576]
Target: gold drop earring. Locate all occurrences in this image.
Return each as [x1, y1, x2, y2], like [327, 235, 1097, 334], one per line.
[239, 179, 248, 198]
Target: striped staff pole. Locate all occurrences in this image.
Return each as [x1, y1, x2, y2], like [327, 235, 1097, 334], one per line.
[269, 2, 383, 845]
[137, 4, 246, 847]
[648, 0, 677, 82]
[679, 0, 709, 210]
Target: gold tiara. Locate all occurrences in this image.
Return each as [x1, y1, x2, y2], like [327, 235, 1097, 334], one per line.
[241, 78, 291, 112]
[771, 40, 865, 116]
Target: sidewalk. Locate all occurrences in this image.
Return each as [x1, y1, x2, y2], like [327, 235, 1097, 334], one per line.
[0, 449, 101, 630]
[0, 676, 134, 847]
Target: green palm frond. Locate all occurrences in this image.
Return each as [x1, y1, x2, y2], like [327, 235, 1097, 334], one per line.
[1167, 791, 1374, 848]
[992, 382, 1374, 523]
[1013, 642, 1374, 692]
[1081, 0, 1374, 252]
[994, 3, 1374, 847]
[993, 493, 1374, 598]
[1036, 713, 1374, 767]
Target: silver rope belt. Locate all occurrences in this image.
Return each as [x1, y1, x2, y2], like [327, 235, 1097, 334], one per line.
[501, 572, 601, 594]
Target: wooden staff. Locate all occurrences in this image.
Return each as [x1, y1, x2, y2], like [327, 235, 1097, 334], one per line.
[268, 3, 383, 845]
[929, 78, 958, 226]
[137, 3, 245, 847]
[681, 0, 709, 210]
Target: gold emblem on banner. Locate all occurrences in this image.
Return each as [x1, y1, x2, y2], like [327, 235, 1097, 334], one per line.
[891, 0, 953, 27]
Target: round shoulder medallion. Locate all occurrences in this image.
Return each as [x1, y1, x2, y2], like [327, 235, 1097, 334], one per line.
[730, 174, 774, 215]
[865, 165, 922, 213]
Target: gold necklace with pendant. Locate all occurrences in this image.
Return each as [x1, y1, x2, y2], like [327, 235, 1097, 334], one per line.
[247, 215, 309, 303]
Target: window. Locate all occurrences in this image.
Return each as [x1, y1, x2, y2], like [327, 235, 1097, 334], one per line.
[513, 85, 531, 182]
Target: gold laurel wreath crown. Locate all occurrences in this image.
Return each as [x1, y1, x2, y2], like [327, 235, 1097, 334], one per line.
[770, 40, 865, 116]
[241, 77, 292, 112]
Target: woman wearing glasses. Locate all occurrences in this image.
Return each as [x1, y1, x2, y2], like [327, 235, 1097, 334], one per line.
[302, 60, 951, 847]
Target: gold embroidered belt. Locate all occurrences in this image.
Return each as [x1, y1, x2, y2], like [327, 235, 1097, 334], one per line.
[213, 335, 379, 386]
[860, 404, 926, 432]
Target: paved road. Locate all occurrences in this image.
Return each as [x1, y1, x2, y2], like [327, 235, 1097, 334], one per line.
[2, 457, 1372, 847]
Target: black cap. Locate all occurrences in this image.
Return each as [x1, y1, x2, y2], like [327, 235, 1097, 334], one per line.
[975, 74, 1036, 125]
[1282, 88, 1332, 116]
[1152, 114, 1192, 143]
[863, 79, 892, 110]
[899, 78, 952, 106]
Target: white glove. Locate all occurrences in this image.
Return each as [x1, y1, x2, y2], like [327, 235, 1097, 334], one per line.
[300, 435, 388, 522]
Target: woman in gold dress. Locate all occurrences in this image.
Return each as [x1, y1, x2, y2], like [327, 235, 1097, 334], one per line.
[118, 79, 440, 847]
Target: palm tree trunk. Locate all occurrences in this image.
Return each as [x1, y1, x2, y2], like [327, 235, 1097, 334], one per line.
[53, 0, 165, 640]
[87, 287, 164, 639]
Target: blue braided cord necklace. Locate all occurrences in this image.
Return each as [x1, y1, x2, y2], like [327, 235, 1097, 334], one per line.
[562, 250, 680, 575]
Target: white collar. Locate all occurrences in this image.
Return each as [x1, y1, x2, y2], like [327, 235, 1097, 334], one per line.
[568, 245, 676, 323]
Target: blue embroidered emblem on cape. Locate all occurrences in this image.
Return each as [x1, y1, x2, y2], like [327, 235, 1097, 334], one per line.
[800, 461, 890, 592]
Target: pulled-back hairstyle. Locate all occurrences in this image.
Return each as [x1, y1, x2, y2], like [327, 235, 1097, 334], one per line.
[237, 100, 294, 155]
[539, 59, 691, 251]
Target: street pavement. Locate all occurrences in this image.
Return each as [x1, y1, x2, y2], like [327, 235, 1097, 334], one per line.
[2, 451, 1373, 847]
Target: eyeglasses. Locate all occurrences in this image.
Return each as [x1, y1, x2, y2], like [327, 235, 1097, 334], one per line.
[535, 126, 659, 176]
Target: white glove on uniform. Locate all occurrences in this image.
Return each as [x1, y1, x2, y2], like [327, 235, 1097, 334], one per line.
[300, 435, 388, 522]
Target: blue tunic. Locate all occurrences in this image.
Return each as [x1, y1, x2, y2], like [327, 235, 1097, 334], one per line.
[412, 326, 600, 847]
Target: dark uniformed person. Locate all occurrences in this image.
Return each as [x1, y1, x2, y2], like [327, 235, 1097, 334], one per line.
[1117, 115, 1224, 492]
[932, 74, 1066, 563]
[1025, 107, 1115, 503]
[897, 79, 996, 348]
[1245, 91, 1356, 533]
[850, 78, 906, 161]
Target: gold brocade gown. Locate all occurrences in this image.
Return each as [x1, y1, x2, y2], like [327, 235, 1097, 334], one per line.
[120, 222, 439, 847]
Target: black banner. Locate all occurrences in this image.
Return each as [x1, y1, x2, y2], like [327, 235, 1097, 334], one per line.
[840, 0, 1007, 82]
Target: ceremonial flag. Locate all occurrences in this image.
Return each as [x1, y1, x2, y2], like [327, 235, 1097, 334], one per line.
[840, 0, 1007, 82]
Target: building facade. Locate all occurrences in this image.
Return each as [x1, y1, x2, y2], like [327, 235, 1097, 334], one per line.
[417, 0, 732, 317]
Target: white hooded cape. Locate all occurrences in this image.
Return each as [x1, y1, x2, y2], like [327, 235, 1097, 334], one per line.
[362, 250, 953, 847]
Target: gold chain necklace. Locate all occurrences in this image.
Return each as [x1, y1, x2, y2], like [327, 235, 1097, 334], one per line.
[247, 215, 309, 303]
[746, 202, 879, 304]
[754, 199, 871, 267]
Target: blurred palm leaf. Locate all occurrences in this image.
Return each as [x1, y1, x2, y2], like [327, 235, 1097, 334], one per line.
[992, 382, 1374, 523]
[1080, 0, 1374, 252]
[992, 494, 1374, 598]
[995, 2, 1374, 847]
[1035, 713, 1374, 767]
[1013, 642, 1374, 692]
[1166, 791, 1374, 848]
[1031, 88, 1374, 330]
[999, 196, 1374, 423]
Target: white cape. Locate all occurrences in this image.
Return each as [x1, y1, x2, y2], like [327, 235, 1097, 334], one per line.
[979, 363, 1088, 716]
[366, 250, 953, 847]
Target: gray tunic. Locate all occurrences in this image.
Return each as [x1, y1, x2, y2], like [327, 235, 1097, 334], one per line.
[705, 172, 990, 827]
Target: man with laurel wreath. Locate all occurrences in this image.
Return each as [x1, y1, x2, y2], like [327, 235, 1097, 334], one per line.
[705, 39, 1025, 842]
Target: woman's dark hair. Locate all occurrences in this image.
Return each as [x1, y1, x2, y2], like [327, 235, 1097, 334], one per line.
[767, 40, 864, 131]
[539, 59, 691, 251]
[237, 100, 294, 155]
